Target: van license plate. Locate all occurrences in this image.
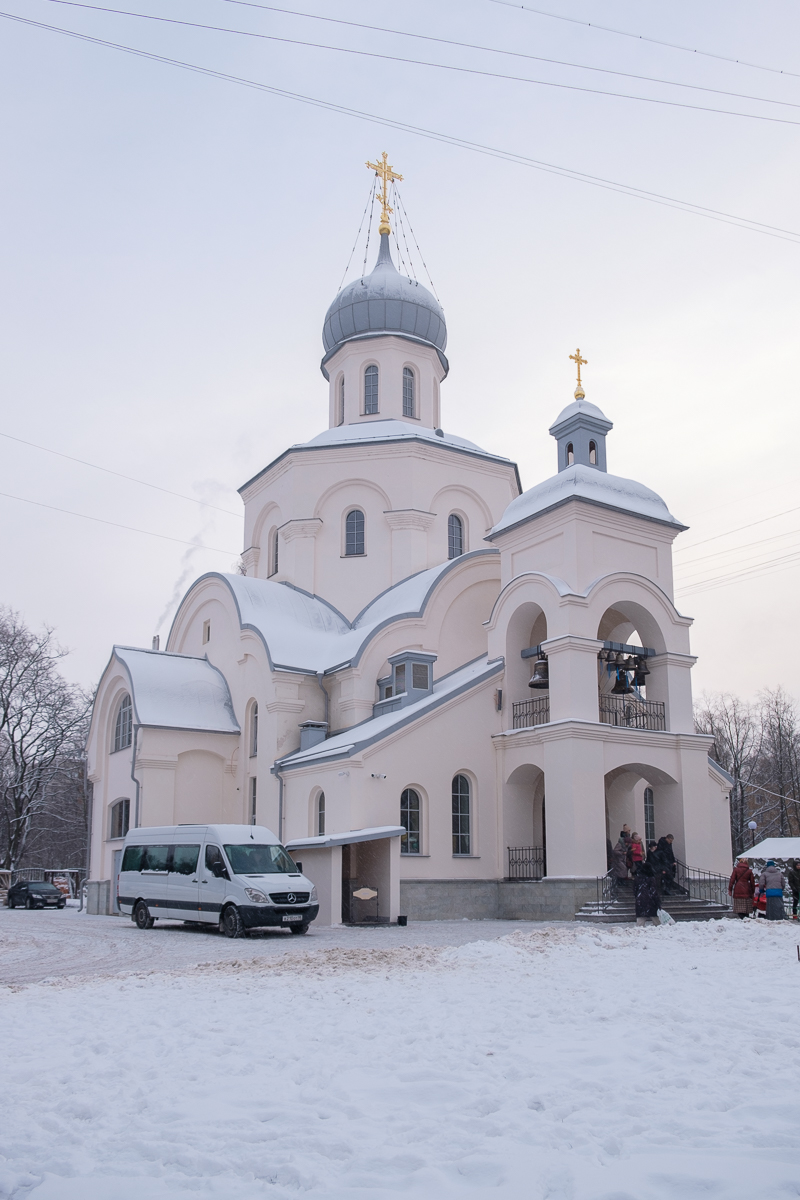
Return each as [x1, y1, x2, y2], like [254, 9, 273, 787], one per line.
[282, 914, 303, 922]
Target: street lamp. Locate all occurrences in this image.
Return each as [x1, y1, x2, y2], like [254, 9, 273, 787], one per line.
[748, 820, 758, 848]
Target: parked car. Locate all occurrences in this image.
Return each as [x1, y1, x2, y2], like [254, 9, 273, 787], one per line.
[118, 823, 319, 937]
[7, 881, 67, 909]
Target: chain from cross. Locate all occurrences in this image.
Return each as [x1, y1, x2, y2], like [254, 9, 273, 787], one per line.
[569, 348, 587, 387]
[366, 152, 403, 235]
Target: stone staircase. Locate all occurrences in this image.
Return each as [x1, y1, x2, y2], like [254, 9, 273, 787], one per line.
[576, 890, 731, 924]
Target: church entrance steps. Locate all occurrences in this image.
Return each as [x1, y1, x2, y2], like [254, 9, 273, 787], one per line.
[575, 895, 732, 924]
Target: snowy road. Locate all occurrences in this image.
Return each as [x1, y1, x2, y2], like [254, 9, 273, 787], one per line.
[1, 914, 799, 1200]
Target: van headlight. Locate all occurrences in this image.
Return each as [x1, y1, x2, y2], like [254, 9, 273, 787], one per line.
[245, 887, 268, 904]
[310, 885, 318, 904]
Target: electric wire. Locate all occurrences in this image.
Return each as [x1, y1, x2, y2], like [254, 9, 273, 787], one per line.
[3, 10, 798, 244]
[28, 1, 800, 128]
[488, 0, 800, 81]
[673, 504, 800, 554]
[0, 430, 242, 517]
[675, 548, 800, 596]
[47, 0, 800, 114]
[0, 489, 240, 554]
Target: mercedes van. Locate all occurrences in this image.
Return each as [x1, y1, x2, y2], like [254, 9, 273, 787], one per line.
[118, 824, 319, 937]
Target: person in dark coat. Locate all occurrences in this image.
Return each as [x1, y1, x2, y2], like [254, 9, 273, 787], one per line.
[787, 859, 800, 920]
[610, 840, 629, 894]
[634, 860, 661, 925]
[647, 842, 672, 895]
[656, 835, 676, 876]
[756, 860, 786, 921]
[728, 856, 755, 918]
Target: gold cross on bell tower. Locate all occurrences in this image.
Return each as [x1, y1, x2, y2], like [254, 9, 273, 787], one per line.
[569, 348, 587, 398]
[366, 152, 403, 236]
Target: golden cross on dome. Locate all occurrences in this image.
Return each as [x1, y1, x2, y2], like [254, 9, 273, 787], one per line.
[366, 152, 403, 235]
[569, 348, 587, 387]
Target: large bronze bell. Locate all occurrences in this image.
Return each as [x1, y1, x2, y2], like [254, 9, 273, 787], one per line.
[633, 656, 650, 687]
[528, 656, 549, 690]
[611, 668, 633, 695]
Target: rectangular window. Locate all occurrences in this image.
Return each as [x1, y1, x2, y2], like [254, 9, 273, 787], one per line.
[644, 787, 655, 845]
[121, 845, 145, 872]
[141, 845, 170, 873]
[250, 777, 257, 826]
[394, 663, 406, 694]
[110, 798, 130, 840]
[202, 619, 211, 644]
[452, 774, 471, 856]
[412, 663, 429, 691]
[171, 845, 200, 875]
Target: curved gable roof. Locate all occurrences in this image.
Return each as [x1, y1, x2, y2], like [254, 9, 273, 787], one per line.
[113, 647, 239, 733]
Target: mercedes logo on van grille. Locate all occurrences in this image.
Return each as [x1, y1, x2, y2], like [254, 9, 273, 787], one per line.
[287, 893, 296, 904]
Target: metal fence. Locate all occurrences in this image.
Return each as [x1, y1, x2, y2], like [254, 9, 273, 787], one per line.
[599, 694, 666, 731]
[512, 697, 550, 730]
[674, 861, 731, 907]
[507, 846, 545, 880]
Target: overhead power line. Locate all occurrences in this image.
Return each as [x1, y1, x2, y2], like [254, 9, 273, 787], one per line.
[0, 430, 242, 517]
[0, 489, 240, 553]
[44, 0, 800, 115]
[489, 0, 800, 81]
[674, 504, 800, 554]
[3, 11, 799, 244]
[32, 1, 800, 127]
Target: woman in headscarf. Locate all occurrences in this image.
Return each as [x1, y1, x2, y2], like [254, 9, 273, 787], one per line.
[610, 840, 629, 895]
[756, 860, 786, 921]
[728, 855, 755, 919]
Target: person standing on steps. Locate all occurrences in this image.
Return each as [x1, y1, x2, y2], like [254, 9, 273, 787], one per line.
[634, 859, 661, 926]
[656, 834, 677, 883]
[610, 840, 629, 895]
[755, 860, 786, 921]
[787, 859, 800, 921]
[647, 841, 672, 896]
[728, 856, 755, 919]
[629, 833, 645, 873]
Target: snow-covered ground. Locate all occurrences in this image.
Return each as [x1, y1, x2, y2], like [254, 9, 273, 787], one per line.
[1, 911, 799, 1200]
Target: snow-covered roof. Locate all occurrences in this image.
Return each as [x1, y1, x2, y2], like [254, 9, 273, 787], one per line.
[276, 656, 502, 769]
[113, 647, 239, 733]
[239, 420, 517, 493]
[549, 397, 612, 432]
[190, 550, 497, 675]
[286, 826, 404, 851]
[739, 838, 800, 861]
[489, 464, 686, 537]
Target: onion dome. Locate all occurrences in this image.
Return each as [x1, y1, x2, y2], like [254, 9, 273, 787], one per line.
[321, 234, 448, 375]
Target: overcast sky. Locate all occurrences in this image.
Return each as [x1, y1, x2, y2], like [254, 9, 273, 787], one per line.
[1, 0, 798, 701]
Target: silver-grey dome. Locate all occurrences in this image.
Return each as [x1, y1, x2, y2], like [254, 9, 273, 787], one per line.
[322, 234, 447, 372]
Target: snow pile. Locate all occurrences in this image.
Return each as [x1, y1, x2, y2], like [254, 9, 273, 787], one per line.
[1, 920, 799, 1199]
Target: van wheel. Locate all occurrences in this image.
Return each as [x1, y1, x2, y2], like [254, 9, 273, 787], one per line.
[220, 905, 244, 939]
[134, 901, 154, 930]
[290, 924, 309, 935]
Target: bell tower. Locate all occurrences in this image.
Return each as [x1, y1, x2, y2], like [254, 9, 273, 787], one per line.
[549, 349, 613, 473]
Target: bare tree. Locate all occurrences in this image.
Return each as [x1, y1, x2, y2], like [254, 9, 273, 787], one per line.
[0, 608, 92, 870]
[696, 692, 762, 855]
[757, 687, 800, 838]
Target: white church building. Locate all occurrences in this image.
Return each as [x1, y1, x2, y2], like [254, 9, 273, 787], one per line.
[87, 170, 732, 923]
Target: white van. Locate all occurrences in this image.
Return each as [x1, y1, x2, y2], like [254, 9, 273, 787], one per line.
[118, 824, 319, 937]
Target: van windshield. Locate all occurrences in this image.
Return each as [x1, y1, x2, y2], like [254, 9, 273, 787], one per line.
[223, 843, 297, 875]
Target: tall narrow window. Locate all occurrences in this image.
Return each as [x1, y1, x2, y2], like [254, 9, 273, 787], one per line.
[202, 619, 211, 644]
[250, 702, 258, 757]
[589, 440, 597, 465]
[338, 376, 345, 425]
[269, 529, 279, 578]
[644, 787, 655, 845]
[448, 513, 464, 560]
[113, 695, 132, 752]
[402, 367, 415, 418]
[364, 364, 379, 414]
[452, 774, 471, 856]
[566, 443, 574, 467]
[345, 509, 365, 556]
[250, 777, 257, 825]
[317, 791, 325, 836]
[400, 788, 421, 854]
[110, 797, 130, 839]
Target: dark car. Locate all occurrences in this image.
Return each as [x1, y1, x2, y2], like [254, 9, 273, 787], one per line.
[7, 881, 67, 910]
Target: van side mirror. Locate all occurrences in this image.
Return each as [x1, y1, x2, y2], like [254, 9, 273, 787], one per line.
[211, 862, 229, 880]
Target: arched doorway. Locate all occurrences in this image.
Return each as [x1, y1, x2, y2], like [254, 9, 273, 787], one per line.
[504, 763, 546, 879]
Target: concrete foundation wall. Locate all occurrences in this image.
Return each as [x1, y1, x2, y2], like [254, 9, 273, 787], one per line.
[400, 877, 598, 922]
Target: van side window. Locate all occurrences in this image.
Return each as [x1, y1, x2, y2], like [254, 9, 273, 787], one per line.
[205, 844, 229, 878]
[141, 845, 170, 872]
[172, 845, 200, 875]
[121, 845, 145, 872]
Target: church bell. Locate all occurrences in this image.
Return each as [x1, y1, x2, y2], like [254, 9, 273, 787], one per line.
[528, 656, 549, 690]
[611, 667, 634, 695]
[633, 656, 650, 687]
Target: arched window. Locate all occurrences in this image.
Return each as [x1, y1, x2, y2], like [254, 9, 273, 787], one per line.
[345, 509, 365, 556]
[317, 791, 325, 836]
[448, 513, 464, 559]
[364, 364, 379, 414]
[644, 787, 655, 845]
[113, 694, 132, 752]
[401, 788, 421, 854]
[109, 797, 130, 839]
[269, 528, 279, 578]
[250, 702, 258, 757]
[566, 443, 574, 467]
[589, 440, 597, 465]
[338, 375, 345, 426]
[452, 774, 471, 856]
[402, 367, 415, 418]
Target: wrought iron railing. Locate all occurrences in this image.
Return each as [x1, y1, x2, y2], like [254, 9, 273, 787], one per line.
[512, 697, 550, 729]
[674, 861, 731, 907]
[507, 846, 545, 880]
[599, 694, 666, 731]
